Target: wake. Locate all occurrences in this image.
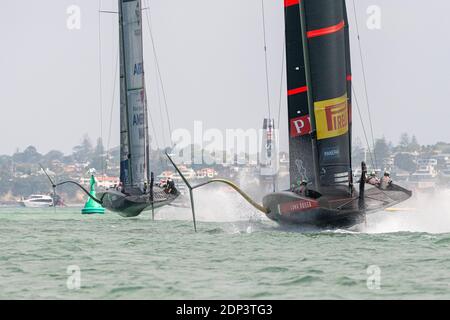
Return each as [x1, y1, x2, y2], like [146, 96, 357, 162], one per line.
[362, 189, 450, 234]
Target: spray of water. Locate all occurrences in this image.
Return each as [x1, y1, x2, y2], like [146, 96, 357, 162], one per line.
[194, 187, 265, 222]
[159, 170, 450, 235]
[363, 189, 450, 234]
[158, 187, 266, 222]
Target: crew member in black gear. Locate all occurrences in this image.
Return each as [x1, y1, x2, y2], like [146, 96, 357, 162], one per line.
[165, 178, 178, 195]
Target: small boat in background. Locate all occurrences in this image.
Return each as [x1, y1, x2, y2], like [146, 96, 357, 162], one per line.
[438, 165, 450, 188]
[409, 165, 438, 193]
[18, 195, 54, 208]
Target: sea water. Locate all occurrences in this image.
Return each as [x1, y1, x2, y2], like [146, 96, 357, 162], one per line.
[1, 189, 450, 299]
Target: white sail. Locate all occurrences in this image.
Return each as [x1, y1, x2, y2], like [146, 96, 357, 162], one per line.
[119, 0, 149, 190]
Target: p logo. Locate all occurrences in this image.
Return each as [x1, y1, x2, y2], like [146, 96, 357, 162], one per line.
[290, 115, 311, 137]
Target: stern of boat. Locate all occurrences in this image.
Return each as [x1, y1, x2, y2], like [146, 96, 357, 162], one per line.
[262, 191, 365, 228]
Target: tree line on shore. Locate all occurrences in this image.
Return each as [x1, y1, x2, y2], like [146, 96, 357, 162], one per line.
[1, 133, 449, 202]
[353, 133, 450, 172]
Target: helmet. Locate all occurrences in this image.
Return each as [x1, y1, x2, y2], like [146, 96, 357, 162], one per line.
[370, 171, 376, 177]
[384, 171, 390, 177]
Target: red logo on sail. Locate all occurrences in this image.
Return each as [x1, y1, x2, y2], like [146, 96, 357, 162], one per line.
[325, 102, 347, 131]
[290, 115, 311, 137]
[280, 199, 319, 214]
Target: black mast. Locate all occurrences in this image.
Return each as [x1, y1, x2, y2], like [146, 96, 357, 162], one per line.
[343, 1, 353, 191]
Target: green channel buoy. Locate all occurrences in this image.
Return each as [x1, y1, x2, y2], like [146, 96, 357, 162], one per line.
[81, 174, 105, 214]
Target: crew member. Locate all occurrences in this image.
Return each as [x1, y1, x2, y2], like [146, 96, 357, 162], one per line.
[380, 171, 392, 190]
[366, 171, 380, 186]
[292, 180, 308, 196]
[165, 178, 177, 195]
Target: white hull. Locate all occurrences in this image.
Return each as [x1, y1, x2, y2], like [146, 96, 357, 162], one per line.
[21, 201, 53, 208]
[18, 195, 54, 208]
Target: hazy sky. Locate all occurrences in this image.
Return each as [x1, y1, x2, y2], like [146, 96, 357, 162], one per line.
[1, 0, 450, 156]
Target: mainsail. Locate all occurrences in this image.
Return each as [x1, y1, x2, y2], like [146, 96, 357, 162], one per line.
[284, 0, 351, 195]
[284, 0, 316, 189]
[119, 0, 150, 192]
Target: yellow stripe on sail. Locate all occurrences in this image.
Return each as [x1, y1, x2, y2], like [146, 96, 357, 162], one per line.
[314, 94, 349, 140]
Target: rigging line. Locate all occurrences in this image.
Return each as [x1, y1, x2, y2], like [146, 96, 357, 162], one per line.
[145, 65, 161, 151]
[142, 63, 161, 152]
[106, 11, 119, 158]
[261, 0, 272, 120]
[277, 3, 288, 132]
[142, 60, 162, 150]
[277, 3, 288, 146]
[106, 48, 119, 155]
[277, 38, 286, 132]
[149, 114, 161, 152]
[352, 0, 378, 168]
[146, 77, 161, 152]
[156, 59, 168, 147]
[142, 0, 164, 151]
[148, 108, 161, 151]
[144, 0, 173, 147]
[143, 86, 151, 183]
[98, 0, 105, 175]
[352, 85, 376, 170]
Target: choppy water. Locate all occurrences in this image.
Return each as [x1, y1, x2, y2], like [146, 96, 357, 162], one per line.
[1, 190, 450, 299]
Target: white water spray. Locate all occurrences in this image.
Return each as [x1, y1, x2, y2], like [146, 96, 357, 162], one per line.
[158, 187, 266, 224]
[363, 189, 450, 234]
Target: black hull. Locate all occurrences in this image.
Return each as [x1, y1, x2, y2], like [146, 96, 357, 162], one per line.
[98, 188, 179, 218]
[267, 205, 365, 229]
[263, 183, 412, 229]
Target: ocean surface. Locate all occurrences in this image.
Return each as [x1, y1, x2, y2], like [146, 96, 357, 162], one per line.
[1, 190, 450, 300]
